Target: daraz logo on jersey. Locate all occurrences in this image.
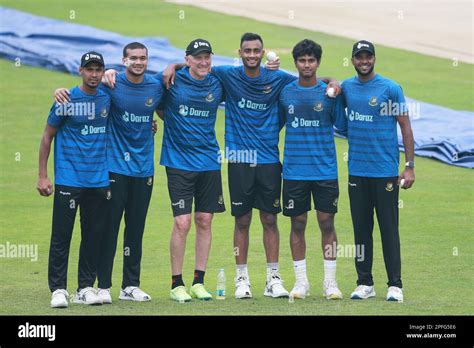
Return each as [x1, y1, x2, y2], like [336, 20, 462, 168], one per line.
[81, 124, 106, 136]
[237, 98, 268, 111]
[121, 111, 150, 123]
[178, 105, 210, 117]
[291, 117, 320, 128]
[348, 110, 374, 122]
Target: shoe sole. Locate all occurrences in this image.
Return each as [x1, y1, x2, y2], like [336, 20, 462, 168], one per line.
[170, 297, 192, 303]
[386, 297, 403, 302]
[191, 295, 212, 301]
[350, 293, 375, 300]
[51, 303, 68, 308]
[289, 293, 308, 299]
[235, 294, 253, 299]
[264, 291, 289, 298]
[73, 300, 102, 305]
[325, 294, 343, 300]
[118, 295, 151, 302]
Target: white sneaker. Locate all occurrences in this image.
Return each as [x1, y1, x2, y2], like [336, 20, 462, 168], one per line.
[290, 280, 310, 299]
[119, 286, 151, 302]
[50, 289, 69, 308]
[234, 270, 252, 299]
[97, 288, 112, 304]
[73, 287, 102, 305]
[323, 279, 343, 300]
[264, 270, 289, 298]
[386, 286, 403, 302]
[350, 285, 376, 299]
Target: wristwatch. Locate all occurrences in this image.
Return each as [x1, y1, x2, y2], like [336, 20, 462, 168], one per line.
[405, 161, 415, 169]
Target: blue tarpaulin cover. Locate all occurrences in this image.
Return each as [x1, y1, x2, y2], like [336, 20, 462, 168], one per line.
[1, 7, 473, 168]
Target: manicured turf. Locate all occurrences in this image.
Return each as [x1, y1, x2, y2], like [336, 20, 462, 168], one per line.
[0, 0, 473, 315]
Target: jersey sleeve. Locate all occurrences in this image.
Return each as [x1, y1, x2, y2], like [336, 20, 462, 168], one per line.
[332, 93, 348, 136]
[389, 83, 408, 116]
[210, 65, 234, 81]
[46, 101, 65, 129]
[97, 82, 111, 96]
[276, 70, 297, 87]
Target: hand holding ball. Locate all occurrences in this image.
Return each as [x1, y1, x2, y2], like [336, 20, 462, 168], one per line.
[327, 87, 336, 98]
[266, 51, 277, 62]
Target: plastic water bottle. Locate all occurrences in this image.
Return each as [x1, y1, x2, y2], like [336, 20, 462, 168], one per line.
[216, 269, 226, 300]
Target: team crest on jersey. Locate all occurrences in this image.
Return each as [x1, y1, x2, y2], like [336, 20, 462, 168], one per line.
[313, 102, 324, 112]
[147, 177, 153, 186]
[205, 92, 215, 102]
[100, 107, 108, 117]
[263, 85, 272, 94]
[218, 195, 224, 205]
[369, 96, 378, 106]
[145, 98, 154, 107]
[273, 198, 280, 208]
[385, 182, 394, 192]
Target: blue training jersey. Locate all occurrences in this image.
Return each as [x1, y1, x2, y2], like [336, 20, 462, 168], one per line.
[341, 74, 408, 177]
[160, 68, 225, 171]
[212, 65, 296, 164]
[101, 73, 164, 177]
[280, 80, 346, 180]
[47, 86, 111, 188]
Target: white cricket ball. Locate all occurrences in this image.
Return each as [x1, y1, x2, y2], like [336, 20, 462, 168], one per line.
[266, 51, 277, 61]
[327, 87, 336, 98]
[400, 179, 406, 187]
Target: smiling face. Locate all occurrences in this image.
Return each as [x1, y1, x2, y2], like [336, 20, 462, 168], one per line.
[79, 62, 104, 89]
[352, 51, 376, 77]
[123, 48, 148, 76]
[185, 51, 212, 80]
[295, 54, 320, 79]
[239, 39, 264, 70]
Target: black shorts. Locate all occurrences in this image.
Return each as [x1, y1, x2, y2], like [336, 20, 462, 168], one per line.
[166, 167, 225, 217]
[228, 162, 282, 217]
[282, 179, 339, 216]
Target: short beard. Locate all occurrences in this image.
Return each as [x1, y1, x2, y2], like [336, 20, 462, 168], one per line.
[84, 81, 98, 90]
[242, 59, 261, 70]
[355, 65, 374, 76]
[127, 66, 145, 77]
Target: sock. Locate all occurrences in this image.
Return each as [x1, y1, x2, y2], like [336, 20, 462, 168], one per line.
[266, 262, 279, 277]
[293, 259, 308, 282]
[324, 260, 337, 281]
[192, 270, 205, 285]
[171, 274, 184, 289]
[236, 264, 248, 275]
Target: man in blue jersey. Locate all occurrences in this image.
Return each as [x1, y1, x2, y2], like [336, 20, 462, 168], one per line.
[38, 52, 110, 308]
[163, 33, 340, 299]
[280, 39, 345, 300]
[340, 40, 415, 302]
[159, 39, 226, 302]
[54, 42, 164, 303]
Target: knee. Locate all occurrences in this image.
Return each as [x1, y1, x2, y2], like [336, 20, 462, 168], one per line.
[235, 213, 252, 231]
[260, 212, 277, 229]
[174, 215, 192, 234]
[195, 213, 213, 232]
[318, 215, 335, 234]
[291, 215, 307, 234]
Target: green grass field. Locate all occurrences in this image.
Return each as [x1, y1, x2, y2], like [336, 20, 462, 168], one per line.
[0, 0, 473, 316]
